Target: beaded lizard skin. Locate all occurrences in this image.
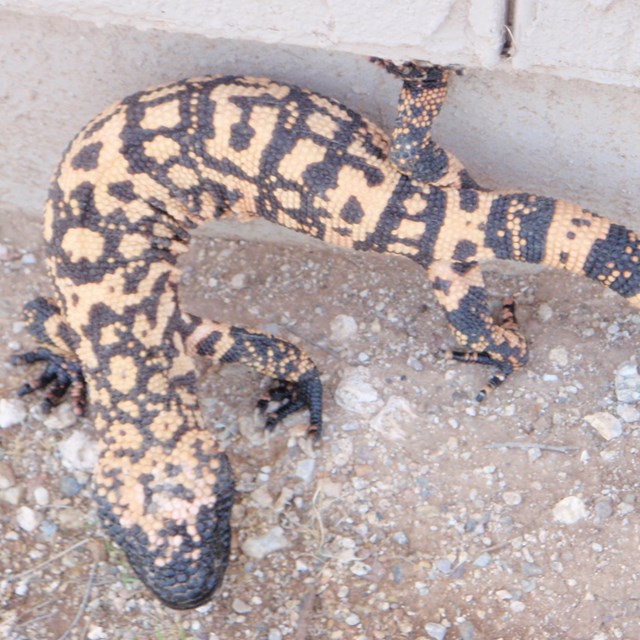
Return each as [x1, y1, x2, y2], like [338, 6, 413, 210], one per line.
[13, 58, 640, 608]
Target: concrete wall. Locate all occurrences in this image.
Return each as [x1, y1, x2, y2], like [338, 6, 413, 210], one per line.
[1, 1, 639, 240]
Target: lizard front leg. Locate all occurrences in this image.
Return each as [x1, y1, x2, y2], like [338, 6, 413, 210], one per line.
[181, 315, 323, 437]
[11, 297, 86, 415]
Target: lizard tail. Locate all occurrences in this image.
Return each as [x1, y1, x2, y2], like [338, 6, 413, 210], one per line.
[478, 191, 640, 307]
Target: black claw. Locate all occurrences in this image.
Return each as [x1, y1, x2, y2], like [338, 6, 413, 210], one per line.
[11, 347, 86, 416]
[257, 370, 323, 438]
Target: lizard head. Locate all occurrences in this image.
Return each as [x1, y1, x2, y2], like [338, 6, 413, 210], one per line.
[95, 447, 235, 609]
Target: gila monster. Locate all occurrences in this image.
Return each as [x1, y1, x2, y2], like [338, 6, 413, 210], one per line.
[12, 58, 640, 609]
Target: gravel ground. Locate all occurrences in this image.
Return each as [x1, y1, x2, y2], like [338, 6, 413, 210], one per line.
[1, 216, 639, 640]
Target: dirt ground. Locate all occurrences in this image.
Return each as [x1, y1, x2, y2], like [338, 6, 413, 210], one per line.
[0, 213, 639, 640]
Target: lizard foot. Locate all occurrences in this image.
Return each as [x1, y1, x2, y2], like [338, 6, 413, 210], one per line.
[445, 297, 527, 402]
[257, 370, 323, 439]
[10, 347, 87, 415]
[370, 57, 463, 80]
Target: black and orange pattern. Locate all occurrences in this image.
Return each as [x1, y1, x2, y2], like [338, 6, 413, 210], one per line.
[13, 60, 640, 608]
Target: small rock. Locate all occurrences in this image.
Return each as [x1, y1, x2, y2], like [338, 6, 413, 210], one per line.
[294, 458, 315, 484]
[473, 553, 491, 567]
[231, 598, 252, 614]
[549, 347, 568, 368]
[335, 368, 381, 416]
[392, 531, 409, 545]
[33, 487, 50, 506]
[345, 613, 360, 626]
[59, 475, 83, 497]
[527, 447, 542, 463]
[350, 561, 371, 577]
[241, 526, 290, 559]
[510, 600, 526, 613]
[584, 412, 623, 441]
[617, 502, 635, 517]
[229, 273, 246, 289]
[0, 399, 27, 429]
[249, 485, 274, 510]
[16, 506, 41, 532]
[268, 630, 283, 640]
[87, 626, 108, 640]
[424, 622, 447, 640]
[40, 520, 58, 539]
[615, 360, 640, 403]
[435, 558, 452, 574]
[370, 396, 417, 441]
[537, 303, 553, 322]
[553, 496, 588, 524]
[21, 253, 36, 265]
[329, 314, 357, 343]
[616, 403, 640, 423]
[56, 507, 88, 529]
[1, 486, 22, 505]
[407, 355, 424, 372]
[594, 499, 613, 521]
[457, 620, 475, 640]
[43, 403, 77, 430]
[59, 431, 99, 473]
[503, 491, 522, 506]
[0, 462, 16, 490]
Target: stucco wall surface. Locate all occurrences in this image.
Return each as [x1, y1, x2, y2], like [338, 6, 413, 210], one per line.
[1, 0, 506, 66]
[0, 2, 639, 240]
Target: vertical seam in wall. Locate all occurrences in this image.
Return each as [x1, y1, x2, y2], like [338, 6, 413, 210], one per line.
[501, 0, 515, 57]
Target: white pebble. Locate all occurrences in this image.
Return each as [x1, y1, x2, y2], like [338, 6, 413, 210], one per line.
[58, 431, 99, 473]
[584, 412, 623, 441]
[553, 496, 588, 524]
[424, 622, 447, 640]
[0, 462, 16, 490]
[350, 561, 371, 576]
[241, 526, 289, 560]
[537, 303, 553, 322]
[1, 486, 22, 506]
[16, 505, 41, 532]
[33, 487, 50, 506]
[329, 314, 357, 343]
[0, 399, 27, 429]
[616, 403, 640, 423]
[615, 360, 640, 403]
[230, 273, 246, 289]
[87, 627, 108, 640]
[249, 485, 274, 509]
[510, 600, 526, 613]
[294, 458, 315, 484]
[548, 347, 568, 368]
[335, 368, 381, 416]
[527, 447, 542, 463]
[503, 491, 522, 506]
[370, 396, 417, 441]
[43, 403, 77, 430]
[345, 613, 360, 626]
[231, 598, 252, 614]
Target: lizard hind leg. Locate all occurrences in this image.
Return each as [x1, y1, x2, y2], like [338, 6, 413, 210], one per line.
[428, 262, 529, 401]
[11, 297, 86, 415]
[182, 315, 323, 437]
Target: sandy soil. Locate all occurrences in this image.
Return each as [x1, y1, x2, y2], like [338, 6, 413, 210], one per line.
[0, 215, 639, 640]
